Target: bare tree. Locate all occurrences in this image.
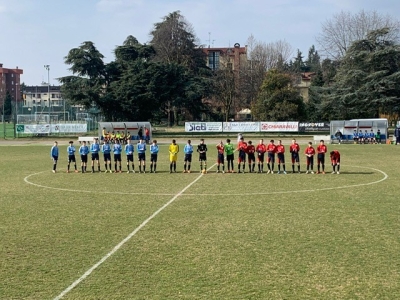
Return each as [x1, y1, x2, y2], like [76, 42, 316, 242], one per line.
[316, 10, 400, 60]
[239, 35, 293, 109]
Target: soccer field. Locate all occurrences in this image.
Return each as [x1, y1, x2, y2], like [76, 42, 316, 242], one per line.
[1, 140, 400, 299]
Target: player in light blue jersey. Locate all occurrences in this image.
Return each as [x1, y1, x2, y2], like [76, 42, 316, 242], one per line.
[183, 139, 193, 173]
[125, 139, 135, 173]
[137, 138, 147, 173]
[90, 138, 101, 173]
[101, 140, 112, 173]
[50, 141, 59, 173]
[79, 141, 89, 173]
[113, 139, 123, 173]
[67, 141, 78, 173]
[150, 139, 159, 173]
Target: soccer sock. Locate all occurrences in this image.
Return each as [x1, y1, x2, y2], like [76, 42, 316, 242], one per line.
[98, 165, 101, 171]
[271, 163, 274, 171]
[109, 163, 111, 170]
[222, 164, 225, 171]
[53, 164, 56, 171]
[105, 163, 108, 170]
[154, 163, 157, 172]
[337, 165, 340, 172]
[267, 163, 271, 171]
[82, 166, 84, 172]
[298, 165, 300, 172]
[283, 164, 286, 171]
[292, 164, 295, 172]
[132, 164, 135, 171]
[261, 163, 263, 172]
[74, 164, 77, 170]
[252, 163, 255, 172]
[322, 164, 325, 171]
[333, 165, 336, 172]
[237, 163, 240, 171]
[258, 163, 260, 171]
[173, 163, 176, 172]
[127, 164, 130, 171]
[184, 163, 187, 171]
[278, 164, 281, 171]
[170, 163, 172, 172]
[139, 165, 142, 172]
[217, 165, 220, 171]
[150, 163, 153, 172]
[204, 162, 207, 171]
[318, 165, 320, 172]
[248, 164, 251, 172]
[119, 164, 121, 171]
[92, 166, 95, 172]
[115, 163, 117, 171]
[67, 164, 70, 171]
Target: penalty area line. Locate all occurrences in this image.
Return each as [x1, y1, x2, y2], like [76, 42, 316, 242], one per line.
[53, 165, 215, 300]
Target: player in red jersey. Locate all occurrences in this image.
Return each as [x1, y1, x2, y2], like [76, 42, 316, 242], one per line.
[276, 140, 287, 174]
[330, 150, 341, 174]
[266, 139, 277, 174]
[237, 137, 247, 173]
[316, 139, 328, 174]
[289, 139, 301, 173]
[216, 141, 225, 173]
[246, 141, 256, 173]
[304, 142, 316, 174]
[256, 139, 267, 173]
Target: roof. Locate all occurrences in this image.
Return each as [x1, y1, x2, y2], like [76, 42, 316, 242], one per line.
[24, 85, 61, 93]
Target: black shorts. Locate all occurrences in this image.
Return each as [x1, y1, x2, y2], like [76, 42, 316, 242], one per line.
[126, 154, 133, 162]
[184, 154, 192, 162]
[317, 153, 325, 164]
[257, 153, 265, 162]
[227, 154, 234, 161]
[103, 153, 111, 161]
[68, 155, 76, 163]
[151, 154, 158, 162]
[277, 153, 285, 163]
[267, 152, 275, 163]
[114, 154, 121, 162]
[217, 153, 224, 164]
[306, 156, 314, 165]
[238, 151, 246, 162]
[91, 153, 99, 161]
[291, 153, 299, 163]
[138, 153, 146, 161]
[52, 155, 58, 161]
[81, 155, 88, 163]
[248, 153, 255, 162]
[199, 153, 207, 161]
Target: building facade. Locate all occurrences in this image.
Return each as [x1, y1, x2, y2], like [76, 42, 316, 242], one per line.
[203, 43, 247, 71]
[0, 63, 23, 106]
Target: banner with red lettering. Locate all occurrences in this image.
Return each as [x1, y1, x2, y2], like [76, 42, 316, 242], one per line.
[260, 122, 299, 132]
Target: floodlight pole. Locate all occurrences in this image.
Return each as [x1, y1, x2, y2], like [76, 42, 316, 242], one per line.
[44, 65, 50, 134]
[14, 82, 18, 138]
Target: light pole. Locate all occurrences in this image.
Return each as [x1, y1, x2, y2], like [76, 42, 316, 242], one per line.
[14, 82, 18, 138]
[2, 92, 4, 139]
[44, 65, 50, 131]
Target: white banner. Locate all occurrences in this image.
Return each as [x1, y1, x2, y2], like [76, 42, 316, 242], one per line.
[21, 123, 87, 134]
[51, 123, 87, 133]
[260, 122, 299, 132]
[24, 124, 51, 134]
[185, 122, 222, 132]
[222, 122, 259, 132]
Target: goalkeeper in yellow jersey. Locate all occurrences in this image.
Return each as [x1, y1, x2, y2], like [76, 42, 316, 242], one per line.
[169, 139, 179, 173]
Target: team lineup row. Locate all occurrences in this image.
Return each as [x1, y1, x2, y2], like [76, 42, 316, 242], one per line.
[49, 138, 341, 174]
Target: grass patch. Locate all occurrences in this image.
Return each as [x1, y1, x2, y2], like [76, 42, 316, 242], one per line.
[0, 142, 399, 299]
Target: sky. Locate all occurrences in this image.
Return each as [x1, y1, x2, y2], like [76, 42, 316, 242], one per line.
[1, 0, 399, 86]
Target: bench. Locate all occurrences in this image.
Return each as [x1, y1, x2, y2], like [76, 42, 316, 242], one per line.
[331, 134, 354, 144]
[78, 137, 98, 144]
[313, 135, 331, 144]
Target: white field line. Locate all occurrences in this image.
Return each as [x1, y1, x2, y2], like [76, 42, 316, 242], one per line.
[53, 163, 216, 300]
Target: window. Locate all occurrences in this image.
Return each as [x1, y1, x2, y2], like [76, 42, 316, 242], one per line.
[227, 62, 233, 70]
[208, 51, 220, 70]
[37, 94, 41, 98]
[52, 94, 56, 98]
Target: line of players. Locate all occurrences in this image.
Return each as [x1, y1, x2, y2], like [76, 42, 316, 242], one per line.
[50, 138, 341, 174]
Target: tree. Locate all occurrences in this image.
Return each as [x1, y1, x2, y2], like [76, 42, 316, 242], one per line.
[59, 41, 110, 117]
[252, 69, 306, 121]
[3, 91, 13, 118]
[305, 45, 321, 73]
[239, 35, 293, 109]
[324, 28, 400, 119]
[316, 10, 400, 59]
[212, 69, 237, 122]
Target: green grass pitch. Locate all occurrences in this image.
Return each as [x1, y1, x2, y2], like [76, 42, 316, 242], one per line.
[1, 140, 400, 299]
